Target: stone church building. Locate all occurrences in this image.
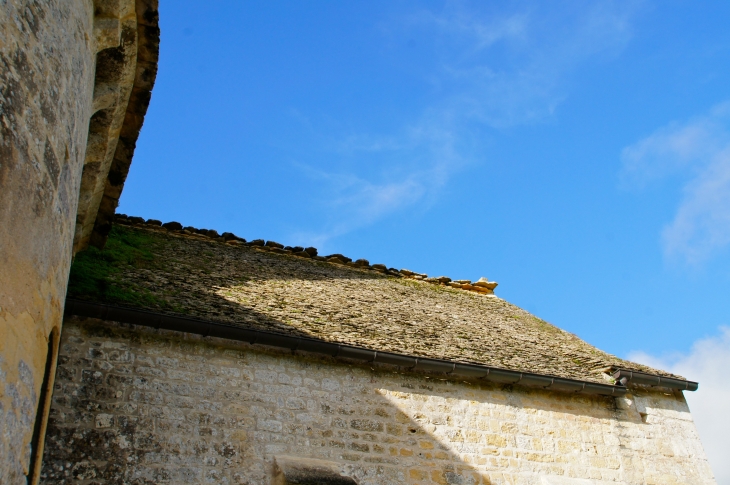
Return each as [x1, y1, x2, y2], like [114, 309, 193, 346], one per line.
[0, 1, 718, 484]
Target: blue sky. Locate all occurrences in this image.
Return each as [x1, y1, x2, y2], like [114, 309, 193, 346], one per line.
[121, 3, 730, 468]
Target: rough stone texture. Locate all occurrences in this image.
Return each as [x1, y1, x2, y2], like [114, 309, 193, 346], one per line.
[0, 1, 96, 482]
[72, 226, 679, 385]
[0, 1, 158, 482]
[42, 317, 716, 484]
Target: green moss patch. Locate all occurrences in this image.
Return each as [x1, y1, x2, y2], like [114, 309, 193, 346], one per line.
[67, 225, 161, 306]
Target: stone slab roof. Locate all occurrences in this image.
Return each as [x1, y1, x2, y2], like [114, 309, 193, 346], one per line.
[68, 221, 678, 385]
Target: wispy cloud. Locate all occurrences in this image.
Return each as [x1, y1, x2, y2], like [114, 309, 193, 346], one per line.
[621, 102, 730, 263]
[408, 1, 638, 127]
[291, 120, 464, 248]
[298, 1, 640, 244]
[629, 327, 730, 483]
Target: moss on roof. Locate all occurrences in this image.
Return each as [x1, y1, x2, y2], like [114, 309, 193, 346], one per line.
[68, 224, 675, 384]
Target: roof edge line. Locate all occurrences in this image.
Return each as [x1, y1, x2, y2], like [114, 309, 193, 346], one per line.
[63, 298, 628, 397]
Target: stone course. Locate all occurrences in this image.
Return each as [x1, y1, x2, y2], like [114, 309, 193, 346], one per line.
[41, 317, 716, 484]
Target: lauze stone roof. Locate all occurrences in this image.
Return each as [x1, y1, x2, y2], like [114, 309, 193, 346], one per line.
[68, 218, 676, 385]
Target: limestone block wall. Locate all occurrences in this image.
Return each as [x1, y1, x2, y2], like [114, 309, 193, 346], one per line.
[42, 317, 716, 485]
[0, 1, 97, 482]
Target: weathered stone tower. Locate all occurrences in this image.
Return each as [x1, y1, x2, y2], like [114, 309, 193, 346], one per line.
[0, 1, 159, 482]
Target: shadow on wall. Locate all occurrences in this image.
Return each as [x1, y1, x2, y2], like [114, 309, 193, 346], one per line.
[53, 226, 706, 484]
[38, 315, 668, 485]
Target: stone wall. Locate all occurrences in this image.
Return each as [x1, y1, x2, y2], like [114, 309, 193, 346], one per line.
[0, 1, 96, 482]
[0, 1, 157, 482]
[42, 317, 716, 485]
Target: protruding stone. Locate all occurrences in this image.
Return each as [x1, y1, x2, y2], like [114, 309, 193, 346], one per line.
[324, 254, 352, 263]
[305, 247, 318, 257]
[146, 219, 162, 226]
[162, 221, 183, 231]
[436, 276, 451, 283]
[371, 264, 387, 272]
[454, 280, 471, 285]
[327, 256, 346, 264]
[129, 216, 145, 224]
[473, 277, 498, 290]
[400, 269, 414, 276]
[354, 259, 370, 267]
[294, 251, 311, 258]
[248, 239, 265, 247]
[266, 241, 284, 249]
[221, 232, 239, 241]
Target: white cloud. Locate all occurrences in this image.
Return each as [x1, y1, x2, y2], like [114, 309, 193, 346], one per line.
[629, 327, 730, 484]
[621, 102, 730, 263]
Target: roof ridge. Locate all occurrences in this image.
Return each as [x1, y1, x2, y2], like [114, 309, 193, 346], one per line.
[113, 213, 500, 297]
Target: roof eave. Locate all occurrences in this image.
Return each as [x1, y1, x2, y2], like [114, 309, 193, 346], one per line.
[65, 298, 635, 398]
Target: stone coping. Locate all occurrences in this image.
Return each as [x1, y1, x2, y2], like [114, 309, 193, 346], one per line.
[114, 214, 499, 297]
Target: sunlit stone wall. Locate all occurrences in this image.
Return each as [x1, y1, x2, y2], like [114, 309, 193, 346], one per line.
[41, 317, 716, 484]
[0, 1, 96, 482]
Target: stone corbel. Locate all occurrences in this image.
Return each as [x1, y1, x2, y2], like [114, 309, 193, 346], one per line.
[74, 0, 140, 254]
[93, 16, 122, 52]
[92, 0, 125, 52]
[91, 82, 121, 113]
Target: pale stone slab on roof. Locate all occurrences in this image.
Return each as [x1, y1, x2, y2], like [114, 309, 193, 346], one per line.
[70, 225, 677, 384]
